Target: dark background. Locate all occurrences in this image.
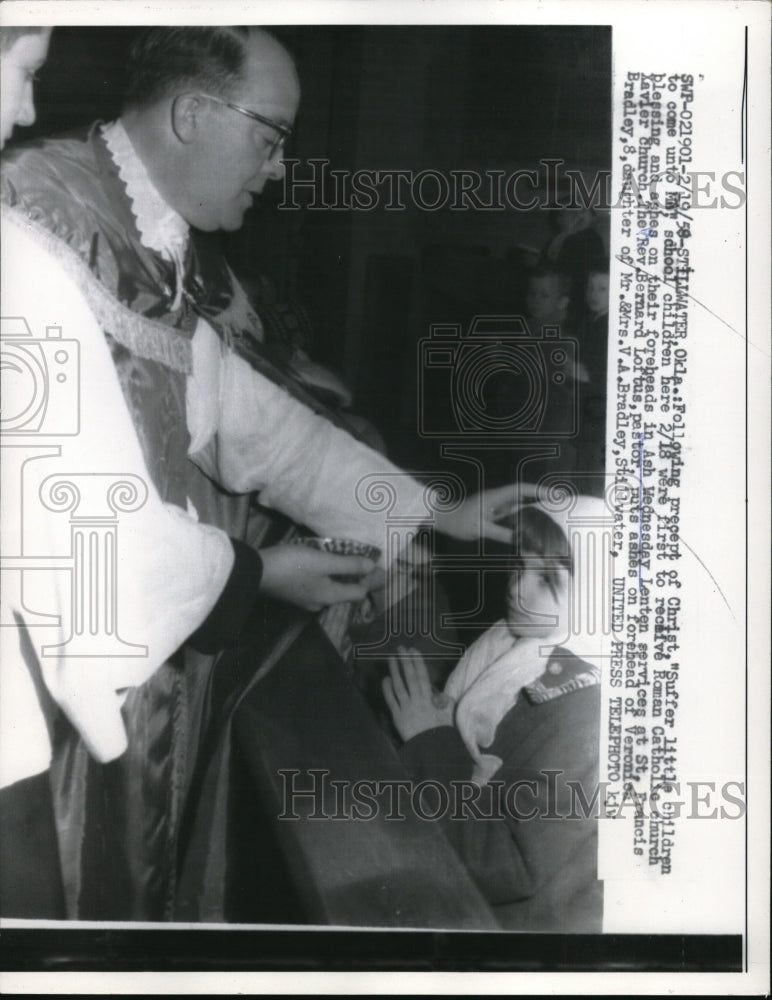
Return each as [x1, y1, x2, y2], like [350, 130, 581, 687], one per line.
[17, 24, 611, 472]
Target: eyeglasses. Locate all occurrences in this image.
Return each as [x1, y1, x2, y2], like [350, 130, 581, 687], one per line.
[198, 93, 292, 159]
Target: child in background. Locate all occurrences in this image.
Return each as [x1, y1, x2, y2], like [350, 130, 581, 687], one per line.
[540, 207, 606, 316]
[586, 268, 610, 317]
[383, 496, 608, 932]
[583, 263, 610, 371]
[576, 261, 610, 474]
[523, 262, 572, 332]
[491, 263, 587, 479]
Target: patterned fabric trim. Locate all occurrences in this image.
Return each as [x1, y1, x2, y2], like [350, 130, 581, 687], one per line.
[214, 262, 266, 350]
[101, 120, 189, 261]
[101, 120, 189, 312]
[525, 664, 601, 705]
[2, 205, 193, 375]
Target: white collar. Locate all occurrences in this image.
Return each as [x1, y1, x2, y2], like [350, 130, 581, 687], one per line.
[101, 119, 189, 263]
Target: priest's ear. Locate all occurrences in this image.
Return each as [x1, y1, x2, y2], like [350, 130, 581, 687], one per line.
[170, 93, 206, 144]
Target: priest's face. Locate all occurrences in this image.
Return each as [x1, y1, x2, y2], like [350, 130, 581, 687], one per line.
[181, 32, 300, 232]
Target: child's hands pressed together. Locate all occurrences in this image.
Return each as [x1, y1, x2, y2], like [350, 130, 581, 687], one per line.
[382, 646, 456, 742]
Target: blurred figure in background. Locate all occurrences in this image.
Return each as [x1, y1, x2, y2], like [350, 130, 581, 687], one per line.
[0, 27, 51, 148]
[490, 262, 587, 483]
[523, 262, 573, 334]
[575, 258, 610, 475]
[541, 207, 605, 322]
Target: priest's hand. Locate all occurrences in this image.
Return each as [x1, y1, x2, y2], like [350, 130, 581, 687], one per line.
[433, 482, 540, 544]
[258, 543, 377, 612]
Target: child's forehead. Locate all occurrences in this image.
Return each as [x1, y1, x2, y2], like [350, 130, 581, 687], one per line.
[529, 274, 560, 290]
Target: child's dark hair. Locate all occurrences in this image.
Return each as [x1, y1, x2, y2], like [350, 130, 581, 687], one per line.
[586, 255, 609, 279]
[500, 504, 573, 597]
[527, 263, 571, 297]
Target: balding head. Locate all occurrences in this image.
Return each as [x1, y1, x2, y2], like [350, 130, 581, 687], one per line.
[123, 26, 297, 113]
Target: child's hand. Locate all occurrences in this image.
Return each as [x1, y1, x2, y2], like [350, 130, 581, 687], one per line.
[382, 646, 455, 742]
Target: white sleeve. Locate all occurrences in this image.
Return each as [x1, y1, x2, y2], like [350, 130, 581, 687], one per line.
[186, 320, 430, 562]
[0, 215, 234, 783]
